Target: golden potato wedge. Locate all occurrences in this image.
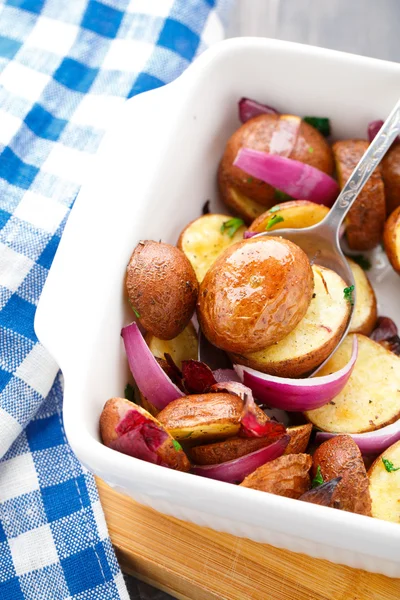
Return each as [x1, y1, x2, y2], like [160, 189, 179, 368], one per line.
[189, 435, 278, 465]
[177, 214, 246, 282]
[333, 140, 386, 250]
[218, 178, 266, 224]
[145, 322, 198, 370]
[306, 334, 400, 433]
[231, 265, 350, 377]
[284, 424, 313, 455]
[157, 393, 243, 441]
[381, 142, 400, 215]
[348, 258, 377, 335]
[247, 200, 329, 233]
[240, 454, 312, 499]
[383, 205, 400, 275]
[312, 435, 371, 515]
[368, 440, 400, 523]
[100, 398, 190, 471]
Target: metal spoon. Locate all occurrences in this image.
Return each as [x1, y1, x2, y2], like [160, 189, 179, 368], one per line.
[257, 98, 400, 374]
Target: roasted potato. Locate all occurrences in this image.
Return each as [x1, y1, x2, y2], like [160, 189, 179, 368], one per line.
[368, 440, 400, 523]
[381, 142, 400, 215]
[348, 258, 377, 335]
[333, 140, 386, 250]
[383, 205, 400, 275]
[311, 435, 371, 515]
[189, 435, 277, 465]
[126, 241, 198, 339]
[247, 200, 329, 234]
[305, 334, 400, 433]
[145, 322, 198, 370]
[240, 453, 312, 499]
[177, 214, 246, 282]
[157, 393, 244, 441]
[218, 183, 266, 224]
[284, 424, 313, 455]
[218, 114, 334, 219]
[100, 398, 190, 471]
[198, 236, 314, 354]
[231, 265, 350, 377]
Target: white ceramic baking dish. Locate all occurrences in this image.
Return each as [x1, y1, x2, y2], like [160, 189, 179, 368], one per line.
[35, 37, 400, 576]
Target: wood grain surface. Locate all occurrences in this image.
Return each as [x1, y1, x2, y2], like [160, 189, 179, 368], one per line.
[97, 478, 400, 600]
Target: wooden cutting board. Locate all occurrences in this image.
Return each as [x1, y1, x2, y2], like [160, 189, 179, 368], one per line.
[97, 478, 400, 600]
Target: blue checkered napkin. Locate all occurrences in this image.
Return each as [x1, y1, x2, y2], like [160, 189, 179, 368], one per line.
[0, 1, 232, 598]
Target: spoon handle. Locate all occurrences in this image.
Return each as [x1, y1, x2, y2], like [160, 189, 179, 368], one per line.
[324, 97, 400, 233]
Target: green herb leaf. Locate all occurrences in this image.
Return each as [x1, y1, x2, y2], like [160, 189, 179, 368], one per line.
[172, 440, 182, 451]
[128, 300, 141, 318]
[303, 116, 331, 137]
[246, 177, 254, 184]
[124, 383, 136, 403]
[268, 204, 281, 213]
[274, 189, 292, 201]
[265, 214, 284, 231]
[346, 254, 371, 271]
[220, 217, 245, 238]
[343, 285, 355, 305]
[382, 458, 400, 472]
[312, 465, 324, 488]
[308, 146, 314, 153]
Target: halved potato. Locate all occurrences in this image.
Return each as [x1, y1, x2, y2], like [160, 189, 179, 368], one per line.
[240, 453, 312, 499]
[189, 435, 277, 465]
[306, 334, 400, 433]
[368, 440, 400, 523]
[177, 214, 246, 282]
[157, 393, 243, 441]
[218, 180, 266, 224]
[383, 205, 400, 275]
[145, 322, 198, 370]
[348, 258, 377, 335]
[230, 264, 350, 377]
[247, 200, 329, 233]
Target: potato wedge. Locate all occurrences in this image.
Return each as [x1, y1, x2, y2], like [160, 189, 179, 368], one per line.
[230, 265, 350, 377]
[312, 435, 371, 515]
[145, 322, 198, 370]
[157, 393, 243, 441]
[177, 214, 246, 282]
[381, 142, 400, 215]
[348, 258, 377, 335]
[306, 334, 400, 433]
[383, 205, 400, 275]
[284, 424, 313, 455]
[100, 398, 190, 471]
[247, 200, 329, 233]
[368, 440, 400, 523]
[218, 178, 266, 224]
[333, 140, 386, 250]
[189, 436, 277, 465]
[240, 454, 312, 499]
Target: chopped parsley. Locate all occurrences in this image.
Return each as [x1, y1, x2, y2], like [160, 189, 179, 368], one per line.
[343, 285, 355, 305]
[382, 458, 400, 473]
[128, 300, 140, 318]
[246, 177, 254, 184]
[303, 116, 331, 137]
[172, 440, 182, 451]
[346, 254, 371, 271]
[274, 189, 292, 201]
[312, 465, 324, 488]
[265, 214, 284, 230]
[308, 146, 314, 153]
[220, 217, 244, 238]
[268, 205, 281, 213]
[124, 383, 136, 403]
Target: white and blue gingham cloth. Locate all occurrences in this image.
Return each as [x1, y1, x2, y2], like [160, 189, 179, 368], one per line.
[0, 1, 231, 598]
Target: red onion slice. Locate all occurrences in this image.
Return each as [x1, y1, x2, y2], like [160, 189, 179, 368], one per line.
[368, 120, 384, 142]
[192, 435, 289, 483]
[234, 336, 358, 412]
[234, 148, 339, 206]
[238, 97, 279, 123]
[121, 322, 184, 410]
[269, 115, 301, 158]
[213, 369, 241, 383]
[315, 419, 400, 455]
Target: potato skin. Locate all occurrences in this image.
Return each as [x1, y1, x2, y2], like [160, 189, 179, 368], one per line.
[381, 142, 400, 215]
[219, 114, 334, 211]
[347, 259, 377, 335]
[218, 177, 266, 224]
[383, 205, 400, 274]
[240, 453, 312, 499]
[189, 435, 277, 465]
[333, 140, 386, 250]
[125, 240, 198, 340]
[197, 236, 314, 354]
[284, 424, 313, 455]
[312, 435, 372, 516]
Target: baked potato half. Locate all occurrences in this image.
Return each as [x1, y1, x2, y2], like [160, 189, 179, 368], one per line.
[306, 334, 400, 433]
[383, 205, 400, 275]
[145, 322, 198, 370]
[217, 181, 266, 224]
[348, 258, 377, 335]
[230, 265, 350, 377]
[368, 440, 400, 523]
[240, 453, 312, 499]
[333, 140, 386, 250]
[247, 200, 329, 234]
[381, 142, 400, 215]
[177, 214, 246, 282]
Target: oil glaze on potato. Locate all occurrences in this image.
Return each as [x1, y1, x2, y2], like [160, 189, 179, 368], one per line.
[347, 259, 377, 335]
[231, 265, 350, 377]
[312, 435, 371, 515]
[383, 205, 400, 275]
[218, 114, 334, 215]
[177, 214, 246, 282]
[145, 322, 198, 370]
[368, 440, 400, 523]
[306, 334, 400, 433]
[125, 240, 198, 340]
[100, 398, 190, 471]
[157, 393, 243, 442]
[381, 142, 400, 215]
[240, 454, 312, 499]
[248, 200, 329, 234]
[333, 140, 386, 250]
[198, 236, 314, 354]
